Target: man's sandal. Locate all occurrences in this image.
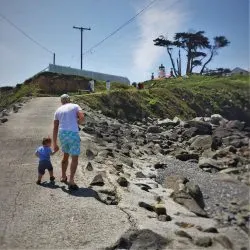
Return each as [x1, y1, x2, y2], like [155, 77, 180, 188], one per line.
[60, 177, 67, 183]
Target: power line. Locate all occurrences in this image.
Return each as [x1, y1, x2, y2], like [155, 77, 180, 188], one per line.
[0, 12, 54, 55]
[82, 0, 159, 57]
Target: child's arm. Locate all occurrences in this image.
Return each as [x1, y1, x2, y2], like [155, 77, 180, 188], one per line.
[35, 151, 39, 158]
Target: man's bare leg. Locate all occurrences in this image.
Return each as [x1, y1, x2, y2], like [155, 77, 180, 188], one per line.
[69, 155, 78, 185]
[61, 153, 69, 180]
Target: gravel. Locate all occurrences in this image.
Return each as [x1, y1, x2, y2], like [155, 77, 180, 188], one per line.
[156, 157, 250, 224]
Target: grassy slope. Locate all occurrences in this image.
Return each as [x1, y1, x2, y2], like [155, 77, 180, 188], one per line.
[73, 75, 250, 122]
[1, 74, 249, 124]
[0, 84, 40, 109]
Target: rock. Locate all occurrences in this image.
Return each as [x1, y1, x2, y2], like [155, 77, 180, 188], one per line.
[12, 104, 19, 113]
[86, 162, 93, 171]
[194, 236, 212, 247]
[213, 127, 233, 139]
[214, 235, 233, 249]
[220, 168, 240, 174]
[189, 135, 212, 151]
[164, 175, 189, 191]
[0, 118, 8, 123]
[135, 171, 146, 178]
[82, 126, 95, 134]
[154, 162, 167, 169]
[114, 163, 123, 172]
[175, 222, 194, 228]
[211, 136, 223, 150]
[198, 157, 224, 171]
[138, 202, 154, 212]
[135, 183, 152, 192]
[117, 177, 129, 187]
[98, 150, 113, 158]
[171, 190, 208, 217]
[157, 118, 179, 127]
[185, 182, 205, 209]
[119, 155, 133, 168]
[90, 174, 104, 186]
[153, 203, 166, 216]
[114, 229, 169, 250]
[148, 173, 156, 179]
[98, 191, 118, 205]
[185, 120, 212, 135]
[226, 120, 245, 131]
[213, 146, 237, 158]
[86, 149, 95, 160]
[174, 230, 192, 239]
[158, 214, 171, 222]
[1, 109, 9, 116]
[147, 125, 162, 133]
[202, 227, 218, 233]
[182, 127, 198, 138]
[175, 152, 199, 161]
[211, 114, 226, 125]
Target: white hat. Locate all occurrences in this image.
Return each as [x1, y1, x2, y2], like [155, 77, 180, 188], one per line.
[60, 94, 70, 102]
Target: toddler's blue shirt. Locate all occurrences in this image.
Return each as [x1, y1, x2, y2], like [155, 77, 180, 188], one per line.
[36, 146, 52, 162]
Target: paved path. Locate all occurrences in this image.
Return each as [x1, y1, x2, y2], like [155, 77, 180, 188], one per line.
[0, 97, 129, 249]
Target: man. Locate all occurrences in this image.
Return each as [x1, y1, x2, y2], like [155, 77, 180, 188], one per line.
[53, 94, 84, 190]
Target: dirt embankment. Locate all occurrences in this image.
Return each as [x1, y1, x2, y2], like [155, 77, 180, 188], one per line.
[24, 72, 91, 94]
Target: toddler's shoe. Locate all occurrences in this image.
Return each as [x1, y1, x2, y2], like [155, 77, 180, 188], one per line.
[36, 180, 41, 185]
[50, 176, 55, 182]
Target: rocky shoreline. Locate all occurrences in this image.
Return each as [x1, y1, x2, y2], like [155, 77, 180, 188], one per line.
[75, 101, 250, 249]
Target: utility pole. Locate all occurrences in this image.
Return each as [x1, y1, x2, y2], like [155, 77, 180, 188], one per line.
[73, 26, 91, 70]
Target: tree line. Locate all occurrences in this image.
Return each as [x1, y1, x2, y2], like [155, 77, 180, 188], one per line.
[153, 31, 230, 76]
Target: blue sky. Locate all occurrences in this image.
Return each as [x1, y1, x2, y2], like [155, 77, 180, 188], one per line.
[0, 0, 249, 86]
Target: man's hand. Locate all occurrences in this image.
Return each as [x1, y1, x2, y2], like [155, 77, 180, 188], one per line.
[53, 144, 59, 152]
[77, 111, 84, 125]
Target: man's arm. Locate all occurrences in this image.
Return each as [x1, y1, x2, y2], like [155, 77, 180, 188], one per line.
[77, 110, 84, 125]
[53, 120, 59, 151]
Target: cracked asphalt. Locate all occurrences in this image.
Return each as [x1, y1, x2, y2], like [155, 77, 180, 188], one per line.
[0, 97, 130, 250]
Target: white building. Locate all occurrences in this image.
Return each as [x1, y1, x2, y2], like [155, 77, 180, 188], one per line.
[231, 67, 249, 76]
[48, 64, 130, 84]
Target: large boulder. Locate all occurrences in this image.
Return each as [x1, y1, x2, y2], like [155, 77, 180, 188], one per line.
[226, 120, 245, 131]
[198, 157, 225, 171]
[189, 135, 212, 151]
[171, 189, 208, 217]
[184, 120, 212, 135]
[211, 114, 227, 125]
[185, 182, 205, 209]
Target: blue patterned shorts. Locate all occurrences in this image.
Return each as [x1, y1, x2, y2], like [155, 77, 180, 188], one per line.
[59, 130, 81, 156]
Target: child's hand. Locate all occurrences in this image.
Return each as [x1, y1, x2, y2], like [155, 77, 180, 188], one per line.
[51, 146, 59, 155]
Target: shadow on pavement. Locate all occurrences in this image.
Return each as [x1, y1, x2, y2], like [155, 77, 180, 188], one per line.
[39, 183, 106, 204]
[40, 181, 61, 189]
[61, 186, 101, 199]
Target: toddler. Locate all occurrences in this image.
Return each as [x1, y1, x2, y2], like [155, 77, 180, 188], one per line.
[35, 137, 58, 185]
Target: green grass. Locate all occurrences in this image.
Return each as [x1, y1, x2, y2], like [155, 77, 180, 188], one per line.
[0, 83, 40, 109]
[1, 74, 249, 124]
[73, 75, 250, 122]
